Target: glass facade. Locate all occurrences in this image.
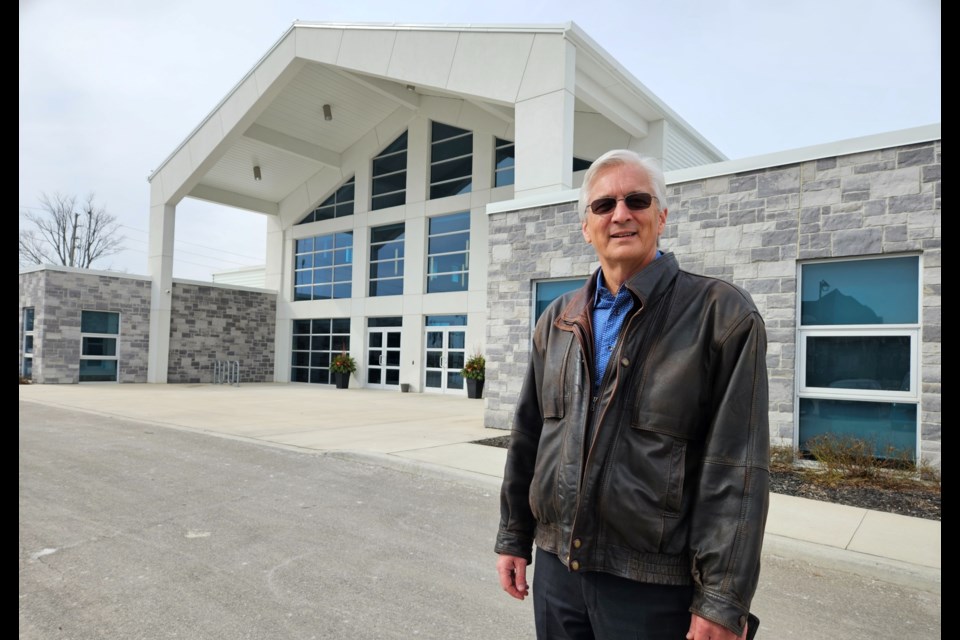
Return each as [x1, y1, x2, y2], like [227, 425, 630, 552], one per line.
[369, 223, 405, 297]
[494, 137, 514, 187]
[430, 122, 472, 199]
[797, 256, 920, 458]
[290, 318, 351, 384]
[426, 212, 470, 293]
[294, 232, 353, 301]
[372, 131, 407, 211]
[80, 310, 119, 382]
[297, 178, 355, 224]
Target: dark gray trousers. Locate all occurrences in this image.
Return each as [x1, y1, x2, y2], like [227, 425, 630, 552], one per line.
[532, 547, 693, 640]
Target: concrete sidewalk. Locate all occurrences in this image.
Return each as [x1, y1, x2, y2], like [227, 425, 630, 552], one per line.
[19, 382, 940, 589]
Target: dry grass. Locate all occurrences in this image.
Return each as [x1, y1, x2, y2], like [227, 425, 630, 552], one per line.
[771, 436, 940, 495]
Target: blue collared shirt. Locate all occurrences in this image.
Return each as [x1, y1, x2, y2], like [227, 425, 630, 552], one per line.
[591, 252, 661, 390]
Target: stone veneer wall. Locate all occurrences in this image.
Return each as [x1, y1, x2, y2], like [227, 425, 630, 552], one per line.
[486, 140, 940, 465]
[18, 269, 152, 383]
[167, 282, 277, 383]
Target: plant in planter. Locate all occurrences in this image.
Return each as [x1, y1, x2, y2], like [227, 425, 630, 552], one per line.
[330, 350, 357, 389]
[461, 353, 485, 399]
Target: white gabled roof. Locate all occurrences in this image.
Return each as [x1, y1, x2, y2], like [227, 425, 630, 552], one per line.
[149, 22, 724, 218]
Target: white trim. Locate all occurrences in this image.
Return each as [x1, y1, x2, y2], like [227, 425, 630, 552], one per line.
[667, 124, 941, 184]
[485, 124, 942, 215]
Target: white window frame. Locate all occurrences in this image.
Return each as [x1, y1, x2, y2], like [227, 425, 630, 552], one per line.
[429, 122, 473, 199]
[369, 223, 405, 297]
[293, 231, 354, 301]
[80, 310, 120, 383]
[797, 327, 919, 402]
[22, 307, 35, 378]
[371, 132, 407, 211]
[290, 318, 351, 385]
[794, 254, 922, 454]
[493, 137, 515, 188]
[298, 177, 355, 224]
[426, 212, 470, 294]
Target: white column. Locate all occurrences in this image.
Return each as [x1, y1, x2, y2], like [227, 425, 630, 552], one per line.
[266, 214, 287, 381]
[513, 39, 576, 197]
[515, 90, 575, 197]
[147, 200, 175, 383]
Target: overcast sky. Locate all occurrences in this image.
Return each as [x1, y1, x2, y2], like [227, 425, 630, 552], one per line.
[19, 0, 941, 281]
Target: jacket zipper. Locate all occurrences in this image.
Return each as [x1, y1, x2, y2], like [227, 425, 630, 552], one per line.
[564, 302, 645, 564]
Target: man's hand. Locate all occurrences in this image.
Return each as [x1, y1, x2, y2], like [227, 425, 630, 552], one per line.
[686, 613, 748, 640]
[496, 554, 529, 600]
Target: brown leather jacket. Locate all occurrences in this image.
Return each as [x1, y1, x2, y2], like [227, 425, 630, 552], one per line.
[495, 253, 769, 636]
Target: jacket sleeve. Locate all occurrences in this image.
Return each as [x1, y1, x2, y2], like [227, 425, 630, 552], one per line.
[688, 308, 770, 637]
[494, 331, 547, 563]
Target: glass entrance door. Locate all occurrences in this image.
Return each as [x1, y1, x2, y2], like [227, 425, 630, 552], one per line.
[367, 318, 402, 389]
[424, 316, 467, 394]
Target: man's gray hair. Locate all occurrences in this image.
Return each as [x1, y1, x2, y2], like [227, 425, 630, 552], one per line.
[578, 150, 667, 222]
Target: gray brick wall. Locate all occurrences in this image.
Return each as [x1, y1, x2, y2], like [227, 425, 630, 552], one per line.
[19, 269, 277, 385]
[18, 269, 152, 383]
[168, 283, 277, 383]
[486, 140, 941, 466]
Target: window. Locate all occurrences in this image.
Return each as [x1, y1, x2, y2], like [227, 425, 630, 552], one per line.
[22, 307, 35, 378]
[494, 137, 514, 187]
[430, 122, 473, 199]
[290, 318, 351, 384]
[80, 310, 119, 382]
[369, 223, 405, 297]
[297, 178, 355, 224]
[797, 256, 920, 459]
[427, 212, 470, 293]
[534, 279, 588, 323]
[573, 157, 593, 172]
[294, 232, 353, 301]
[372, 131, 407, 211]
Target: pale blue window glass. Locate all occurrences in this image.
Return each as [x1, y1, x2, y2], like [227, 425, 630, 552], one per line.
[798, 398, 916, 457]
[800, 257, 919, 325]
[427, 213, 470, 293]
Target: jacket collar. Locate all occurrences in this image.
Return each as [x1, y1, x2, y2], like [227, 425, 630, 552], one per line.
[558, 252, 680, 326]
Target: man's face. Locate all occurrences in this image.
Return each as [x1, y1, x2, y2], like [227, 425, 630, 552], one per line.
[581, 163, 667, 277]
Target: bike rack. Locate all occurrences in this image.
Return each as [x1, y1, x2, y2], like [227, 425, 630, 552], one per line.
[213, 360, 240, 386]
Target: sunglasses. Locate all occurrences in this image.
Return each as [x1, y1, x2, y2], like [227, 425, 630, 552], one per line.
[586, 192, 658, 215]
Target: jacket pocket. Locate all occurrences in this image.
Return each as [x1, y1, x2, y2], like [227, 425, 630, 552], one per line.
[541, 332, 577, 420]
[611, 425, 688, 517]
[529, 418, 563, 525]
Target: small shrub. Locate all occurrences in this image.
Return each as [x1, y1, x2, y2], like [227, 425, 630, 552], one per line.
[800, 433, 938, 493]
[769, 444, 796, 472]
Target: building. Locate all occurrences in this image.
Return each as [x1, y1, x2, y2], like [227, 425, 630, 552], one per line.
[19, 22, 940, 465]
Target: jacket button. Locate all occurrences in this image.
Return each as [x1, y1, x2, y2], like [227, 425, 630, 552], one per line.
[572, 538, 582, 549]
[570, 560, 580, 571]
[739, 615, 747, 627]
[620, 357, 630, 367]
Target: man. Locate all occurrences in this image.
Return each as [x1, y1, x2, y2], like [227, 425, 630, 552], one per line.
[495, 150, 769, 640]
